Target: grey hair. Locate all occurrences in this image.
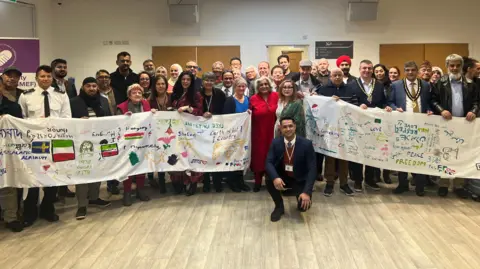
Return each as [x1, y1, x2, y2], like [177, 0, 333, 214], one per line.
[445, 54, 464, 68]
[202, 71, 216, 81]
[212, 61, 224, 69]
[330, 68, 343, 75]
[233, 77, 247, 89]
[255, 76, 274, 92]
[245, 65, 257, 72]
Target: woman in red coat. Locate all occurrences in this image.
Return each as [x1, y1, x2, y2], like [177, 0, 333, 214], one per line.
[249, 76, 279, 192]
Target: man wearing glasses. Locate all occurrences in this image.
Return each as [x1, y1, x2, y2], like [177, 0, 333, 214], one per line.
[110, 51, 139, 104]
[185, 60, 203, 91]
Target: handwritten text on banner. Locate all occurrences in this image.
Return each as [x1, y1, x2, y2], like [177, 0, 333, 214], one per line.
[304, 96, 480, 179]
[0, 112, 251, 188]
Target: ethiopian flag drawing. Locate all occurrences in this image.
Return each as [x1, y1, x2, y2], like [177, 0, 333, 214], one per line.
[124, 132, 144, 140]
[51, 140, 75, 162]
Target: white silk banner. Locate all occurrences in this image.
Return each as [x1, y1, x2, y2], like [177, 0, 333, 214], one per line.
[0, 112, 251, 187]
[304, 96, 480, 179]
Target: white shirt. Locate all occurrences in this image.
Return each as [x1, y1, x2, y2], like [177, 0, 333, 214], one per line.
[18, 86, 72, 119]
[221, 86, 233, 97]
[405, 79, 421, 113]
[360, 78, 374, 95]
[284, 136, 296, 147]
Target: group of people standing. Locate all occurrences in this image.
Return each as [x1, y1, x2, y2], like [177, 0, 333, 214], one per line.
[1, 51, 479, 230]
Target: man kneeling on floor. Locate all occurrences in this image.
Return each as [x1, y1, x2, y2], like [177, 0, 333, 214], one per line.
[265, 116, 317, 222]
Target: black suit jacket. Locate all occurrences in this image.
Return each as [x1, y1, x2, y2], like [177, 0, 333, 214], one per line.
[349, 78, 387, 108]
[0, 95, 23, 118]
[431, 75, 479, 116]
[70, 95, 112, 118]
[52, 78, 77, 99]
[200, 88, 226, 115]
[265, 136, 317, 195]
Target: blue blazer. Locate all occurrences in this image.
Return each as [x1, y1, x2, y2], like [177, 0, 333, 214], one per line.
[265, 136, 317, 195]
[388, 79, 431, 113]
[349, 78, 386, 108]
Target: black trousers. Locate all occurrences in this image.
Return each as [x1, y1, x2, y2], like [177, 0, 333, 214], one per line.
[350, 162, 376, 184]
[23, 187, 57, 221]
[316, 153, 324, 175]
[203, 172, 223, 189]
[266, 176, 311, 211]
[398, 172, 425, 191]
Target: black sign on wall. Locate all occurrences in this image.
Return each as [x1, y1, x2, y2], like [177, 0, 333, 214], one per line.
[315, 41, 354, 59]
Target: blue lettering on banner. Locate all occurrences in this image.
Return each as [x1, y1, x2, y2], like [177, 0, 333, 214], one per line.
[0, 128, 23, 139]
[21, 155, 48, 161]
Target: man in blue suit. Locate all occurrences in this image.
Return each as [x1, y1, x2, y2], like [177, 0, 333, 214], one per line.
[388, 61, 433, 196]
[265, 117, 317, 222]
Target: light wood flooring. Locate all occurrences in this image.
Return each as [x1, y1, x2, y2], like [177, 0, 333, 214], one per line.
[1, 180, 480, 269]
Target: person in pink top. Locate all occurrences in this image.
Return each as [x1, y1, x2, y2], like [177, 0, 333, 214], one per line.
[249, 76, 279, 192]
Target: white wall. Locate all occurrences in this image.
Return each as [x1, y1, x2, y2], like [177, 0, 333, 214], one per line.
[32, 0, 480, 84]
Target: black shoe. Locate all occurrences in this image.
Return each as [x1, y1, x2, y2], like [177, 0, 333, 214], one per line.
[383, 170, 392, 184]
[324, 183, 334, 197]
[40, 212, 59, 222]
[416, 190, 425, 197]
[149, 178, 160, 189]
[253, 183, 261, 192]
[136, 188, 151, 201]
[5, 221, 23, 232]
[186, 183, 197, 196]
[410, 178, 416, 186]
[365, 180, 381, 191]
[172, 182, 185, 194]
[340, 184, 354, 196]
[374, 169, 381, 183]
[437, 187, 449, 197]
[89, 198, 111, 208]
[354, 182, 363, 192]
[215, 187, 223, 193]
[393, 186, 409, 194]
[227, 181, 242, 192]
[107, 185, 120, 195]
[123, 192, 133, 206]
[316, 175, 324, 182]
[62, 187, 76, 198]
[240, 183, 251, 192]
[158, 178, 166, 194]
[76, 207, 87, 220]
[203, 183, 211, 193]
[270, 207, 285, 222]
[454, 188, 469, 199]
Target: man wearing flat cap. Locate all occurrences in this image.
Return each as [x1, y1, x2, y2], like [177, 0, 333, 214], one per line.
[336, 55, 356, 84]
[292, 60, 322, 95]
[1, 66, 24, 102]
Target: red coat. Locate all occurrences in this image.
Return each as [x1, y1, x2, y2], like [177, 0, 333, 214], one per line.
[249, 92, 279, 172]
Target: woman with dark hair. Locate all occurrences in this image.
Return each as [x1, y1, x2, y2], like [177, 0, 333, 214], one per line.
[201, 72, 227, 192]
[373, 64, 392, 184]
[275, 79, 305, 138]
[249, 76, 279, 192]
[170, 71, 204, 196]
[138, 71, 152, 99]
[147, 75, 171, 193]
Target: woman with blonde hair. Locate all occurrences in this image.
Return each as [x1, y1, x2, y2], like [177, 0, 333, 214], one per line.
[275, 79, 305, 138]
[167, 64, 183, 94]
[155, 66, 168, 78]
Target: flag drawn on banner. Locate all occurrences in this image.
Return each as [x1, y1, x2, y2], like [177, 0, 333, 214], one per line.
[31, 141, 50, 154]
[52, 140, 75, 162]
[124, 132, 144, 140]
[100, 144, 118, 157]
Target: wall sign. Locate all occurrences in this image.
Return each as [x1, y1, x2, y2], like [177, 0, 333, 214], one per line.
[315, 41, 354, 59]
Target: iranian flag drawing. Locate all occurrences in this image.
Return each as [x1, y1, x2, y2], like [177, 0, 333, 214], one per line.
[52, 140, 76, 162]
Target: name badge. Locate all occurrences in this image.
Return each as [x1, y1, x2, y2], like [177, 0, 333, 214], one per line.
[285, 165, 293, 172]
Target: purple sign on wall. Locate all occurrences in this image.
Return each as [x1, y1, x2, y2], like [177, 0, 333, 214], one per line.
[0, 38, 40, 89]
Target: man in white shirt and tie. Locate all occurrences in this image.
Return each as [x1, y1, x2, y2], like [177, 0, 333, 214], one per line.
[18, 65, 72, 226]
[388, 61, 433, 196]
[221, 70, 249, 97]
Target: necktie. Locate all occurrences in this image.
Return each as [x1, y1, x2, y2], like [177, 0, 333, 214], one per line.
[42, 91, 50, 117]
[287, 142, 292, 148]
[411, 82, 419, 113]
[225, 88, 230, 96]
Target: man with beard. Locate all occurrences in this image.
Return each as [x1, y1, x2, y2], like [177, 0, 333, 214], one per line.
[110, 51, 139, 105]
[51, 59, 77, 200]
[388, 61, 433, 196]
[419, 61, 433, 83]
[1, 66, 24, 101]
[258, 61, 270, 78]
[51, 59, 77, 98]
[277, 55, 298, 80]
[245, 65, 258, 95]
[349, 60, 392, 193]
[143, 59, 156, 78]
[316, 58, 331, 85]
[336, 55, 356, 84]
[185, 60, 203, 91]
[431, 54, 479, 198]
[212, 61, 225, 88]
[70, 77, 112, 219]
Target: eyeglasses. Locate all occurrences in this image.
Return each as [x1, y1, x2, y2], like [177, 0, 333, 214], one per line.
[283, 86, 294, 89]
[97, 76, 110, 80]
[186, 65, 198, 69]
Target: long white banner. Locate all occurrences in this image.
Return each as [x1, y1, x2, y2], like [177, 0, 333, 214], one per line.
[0, 112, 251, 187]
[304, 96, 480, 179]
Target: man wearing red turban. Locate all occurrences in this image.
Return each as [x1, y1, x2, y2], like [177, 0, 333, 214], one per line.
[336, 55, 356, 84]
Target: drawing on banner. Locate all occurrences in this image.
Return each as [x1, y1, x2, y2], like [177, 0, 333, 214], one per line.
[79, 141, 94, 155]
[51, 140, 75, 162]
[129, 152, 140, 165]
[124, 132, 145, 140]
[100, 143, 119, 157]
[168, 154, 179, 165]
[31, 141, 50, 154]
[212, 139, 247, 160]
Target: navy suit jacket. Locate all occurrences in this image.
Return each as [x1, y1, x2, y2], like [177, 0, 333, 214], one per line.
[265, 136, 317, 195]
[388, 79, 431, 113]
[349, 78, 386, 108]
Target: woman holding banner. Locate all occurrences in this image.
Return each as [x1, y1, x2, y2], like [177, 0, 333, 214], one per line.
[170, 71, 204, 196]
[117, 84, 153, 206]
[249, 76, 279, 192]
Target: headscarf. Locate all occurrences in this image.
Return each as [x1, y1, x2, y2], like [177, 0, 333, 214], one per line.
[168, 64, 183, 86]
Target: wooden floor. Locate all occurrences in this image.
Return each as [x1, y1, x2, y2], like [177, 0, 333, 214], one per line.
[1, 180, 480, 269]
